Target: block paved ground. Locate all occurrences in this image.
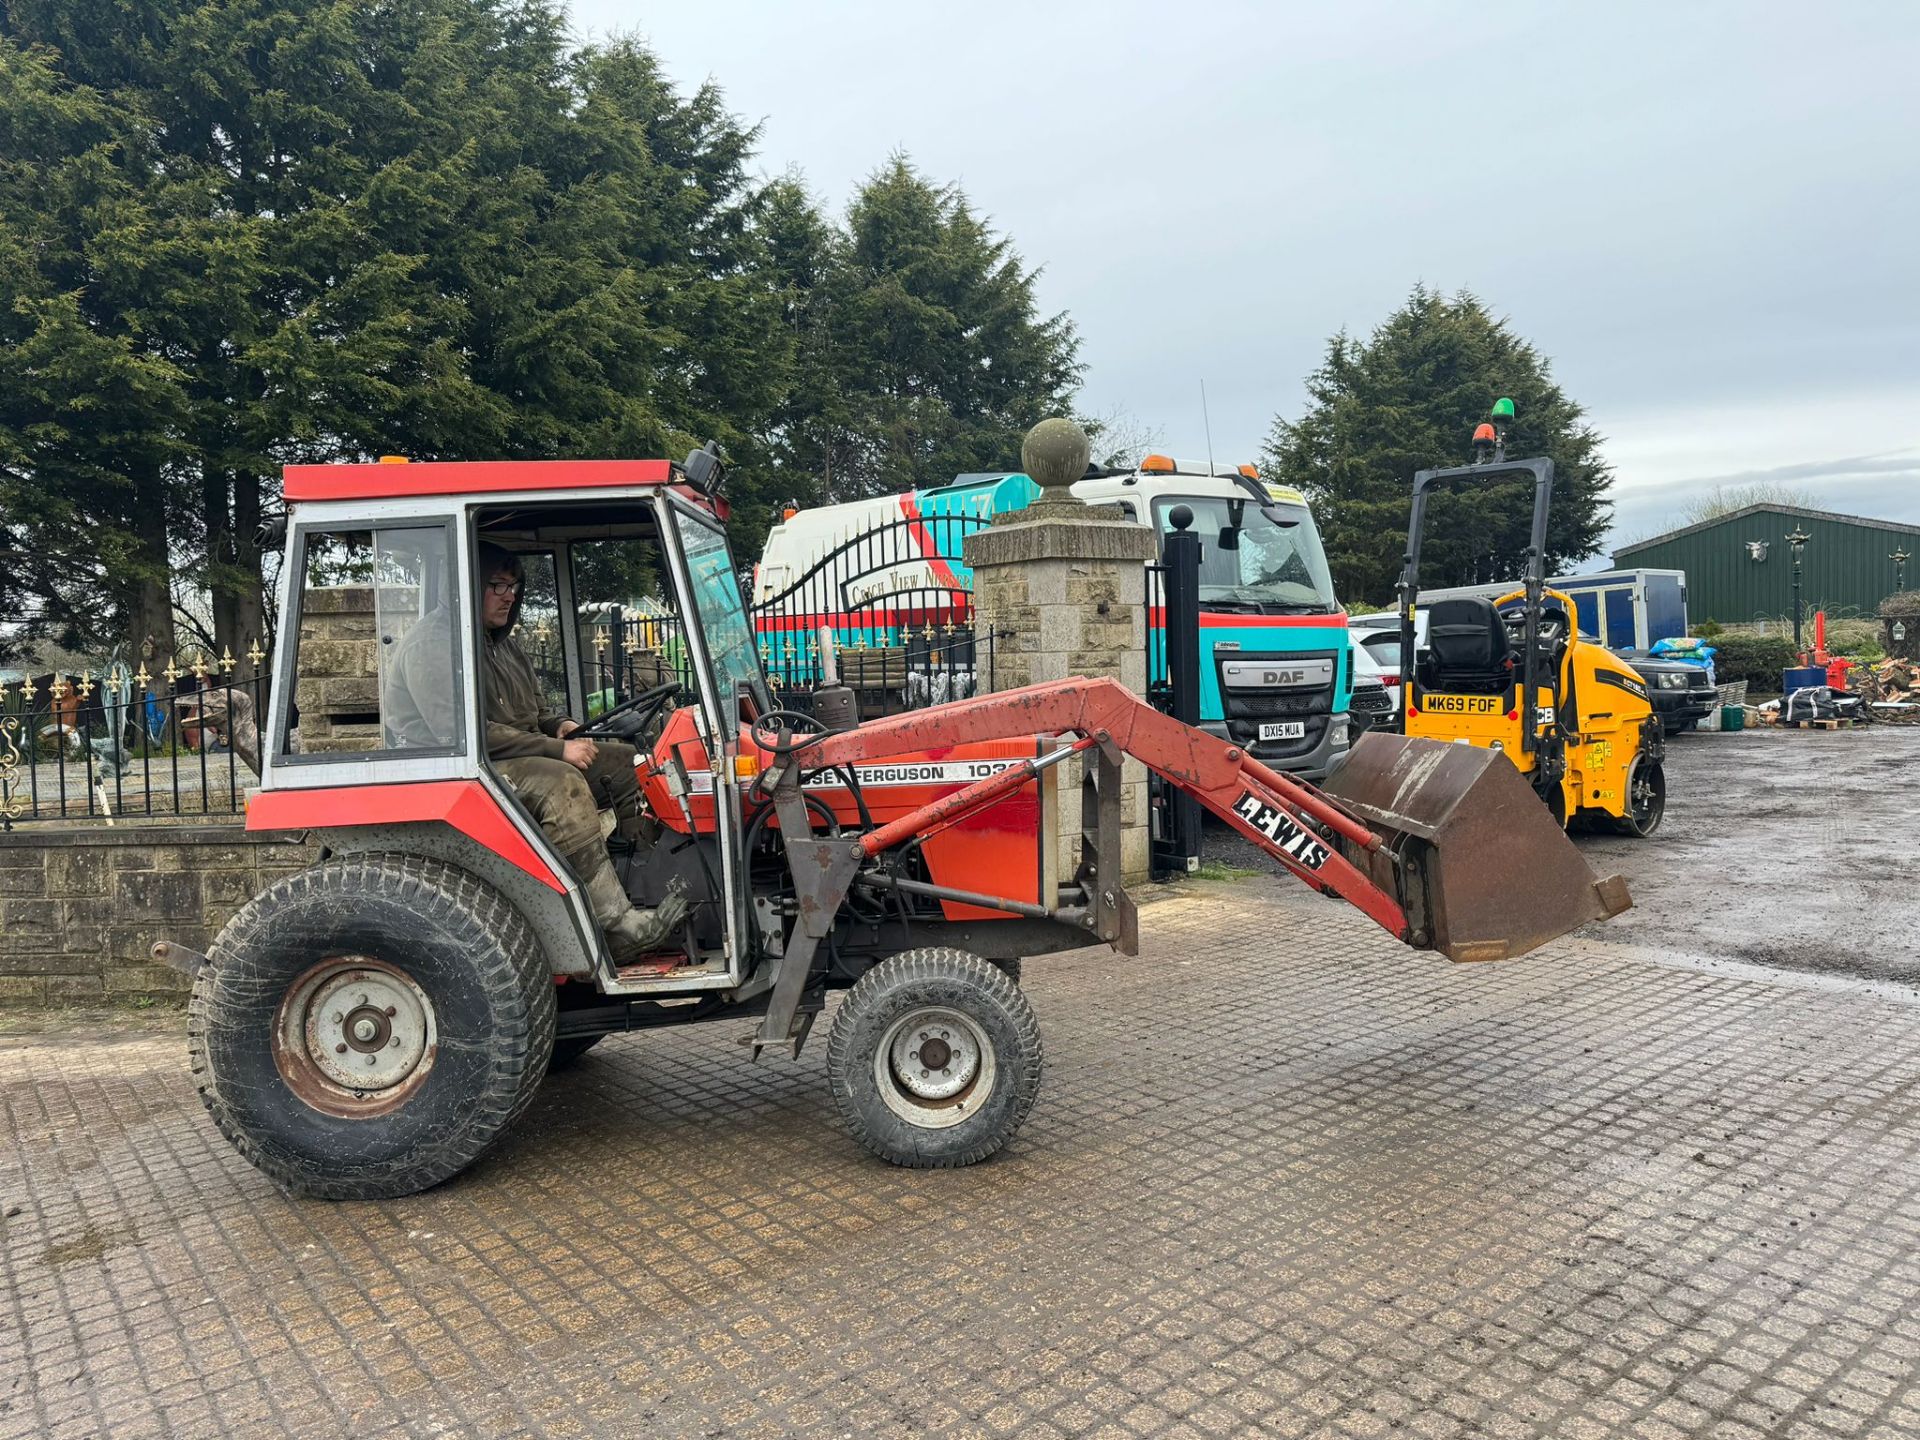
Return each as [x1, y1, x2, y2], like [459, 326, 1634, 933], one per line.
[3, 728, 1919, 1437]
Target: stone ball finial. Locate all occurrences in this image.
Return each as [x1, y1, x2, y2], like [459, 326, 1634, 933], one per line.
[1021, 417, 1090, 496]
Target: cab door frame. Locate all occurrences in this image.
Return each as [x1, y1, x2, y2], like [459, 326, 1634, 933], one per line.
[652, 490, 759, 987]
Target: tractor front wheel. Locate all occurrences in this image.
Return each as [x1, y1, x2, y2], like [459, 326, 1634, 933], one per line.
[189, 853, 554, 1200]
[825, 948, 1041, 1168]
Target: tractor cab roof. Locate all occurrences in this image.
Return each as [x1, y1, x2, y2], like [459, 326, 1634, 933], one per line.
[281, 458, 725, 520]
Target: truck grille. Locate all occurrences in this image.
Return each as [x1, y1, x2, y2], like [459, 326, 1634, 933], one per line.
[1222, 689, 1332, 719]
[1213, 648, 1342, 763]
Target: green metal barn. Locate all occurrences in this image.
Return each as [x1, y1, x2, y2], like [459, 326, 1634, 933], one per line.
[1615, 505, 1920, 626]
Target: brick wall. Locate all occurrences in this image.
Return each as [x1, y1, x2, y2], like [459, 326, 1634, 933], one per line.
[0, 824, 314, 1007]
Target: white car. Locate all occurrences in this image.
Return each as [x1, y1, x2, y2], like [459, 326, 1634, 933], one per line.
[1349, 635, 1399, 727]
[1350, 616, 1414, 720]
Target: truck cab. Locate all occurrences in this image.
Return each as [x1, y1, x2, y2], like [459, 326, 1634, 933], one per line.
[1071, 458, 1352, 780]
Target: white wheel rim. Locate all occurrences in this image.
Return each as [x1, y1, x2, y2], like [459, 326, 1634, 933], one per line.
[874, 1007, 996, 1130]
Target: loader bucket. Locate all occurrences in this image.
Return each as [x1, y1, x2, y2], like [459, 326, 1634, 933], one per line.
[1322, 733, 1631, 962]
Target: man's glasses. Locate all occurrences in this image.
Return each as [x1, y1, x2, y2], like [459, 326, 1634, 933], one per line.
[485, 579, 522, 597]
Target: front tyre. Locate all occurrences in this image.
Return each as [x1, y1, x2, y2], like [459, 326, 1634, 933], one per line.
[826, 948, 1041, 1168]
[188, 854, 555, 1200]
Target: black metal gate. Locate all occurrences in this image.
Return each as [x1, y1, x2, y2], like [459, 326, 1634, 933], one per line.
[749, 512, 998, 716]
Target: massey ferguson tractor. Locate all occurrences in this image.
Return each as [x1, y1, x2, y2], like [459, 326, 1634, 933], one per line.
[167, 449, 1629, 1200]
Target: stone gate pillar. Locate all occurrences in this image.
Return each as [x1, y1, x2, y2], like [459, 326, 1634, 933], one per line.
[965, 418, 1157, 886]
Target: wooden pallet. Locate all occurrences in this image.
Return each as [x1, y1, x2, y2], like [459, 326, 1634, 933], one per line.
[1782, 717, 1856, 730]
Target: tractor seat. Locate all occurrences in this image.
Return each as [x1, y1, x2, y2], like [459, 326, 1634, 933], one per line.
[1418, 596, 1513, 695]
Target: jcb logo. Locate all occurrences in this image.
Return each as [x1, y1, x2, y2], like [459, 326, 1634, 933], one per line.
[1424, 694, 1501, 715]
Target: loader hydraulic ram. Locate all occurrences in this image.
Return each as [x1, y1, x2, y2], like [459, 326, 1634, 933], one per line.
[747, 674, 1632, 1057]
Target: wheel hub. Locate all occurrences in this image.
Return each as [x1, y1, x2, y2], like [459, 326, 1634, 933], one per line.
[877, 1007, 994, 1125]
[275, 957, 437, 1115]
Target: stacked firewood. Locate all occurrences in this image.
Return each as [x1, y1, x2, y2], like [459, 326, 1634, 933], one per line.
[1854, 658, 1920, 723]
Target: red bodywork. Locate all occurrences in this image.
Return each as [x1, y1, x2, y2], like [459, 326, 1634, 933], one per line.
[248, 780, 566, 891]
[281, 458, 727, 521]
[641, 707, 1044, 922]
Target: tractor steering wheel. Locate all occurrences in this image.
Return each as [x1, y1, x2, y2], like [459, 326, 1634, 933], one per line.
[571, 681, 684, 740]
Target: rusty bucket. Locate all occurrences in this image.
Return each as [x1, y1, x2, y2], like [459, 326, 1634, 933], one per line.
[1323, 733, 1631, 962]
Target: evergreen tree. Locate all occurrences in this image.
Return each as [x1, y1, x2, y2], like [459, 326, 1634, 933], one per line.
[821, 157, 1082, 498]
[0, 2, 800, 653]
[1262, 287, 1612, 605]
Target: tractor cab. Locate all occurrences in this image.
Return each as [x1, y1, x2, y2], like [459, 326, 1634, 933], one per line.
[256, 452, 765, 995]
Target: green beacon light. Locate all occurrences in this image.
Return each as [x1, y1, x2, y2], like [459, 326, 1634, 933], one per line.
[1491, 397, 1516, 425]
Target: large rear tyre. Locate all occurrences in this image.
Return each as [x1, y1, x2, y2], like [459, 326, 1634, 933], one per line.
[1615, 758, 1667, 838]
[826, 948, 1041, 1168]
[188, 853, 555, 1200]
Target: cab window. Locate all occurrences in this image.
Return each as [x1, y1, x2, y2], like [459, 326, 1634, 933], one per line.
[283, 525, 462, 757]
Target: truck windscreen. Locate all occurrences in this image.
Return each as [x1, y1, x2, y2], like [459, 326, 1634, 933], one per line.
[1153, 497, 1339, 613]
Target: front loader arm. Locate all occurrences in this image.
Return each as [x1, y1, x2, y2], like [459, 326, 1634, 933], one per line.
[792, 677, 1411, 944]
[749, 676, 1629, 1059]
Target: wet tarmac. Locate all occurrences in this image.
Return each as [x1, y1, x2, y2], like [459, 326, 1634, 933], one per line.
[1207, 722, 1920, 989]
[1575, 724, 1920, 985]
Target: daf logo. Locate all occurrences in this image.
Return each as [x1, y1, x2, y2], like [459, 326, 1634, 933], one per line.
[1221, 657, 1333, 691]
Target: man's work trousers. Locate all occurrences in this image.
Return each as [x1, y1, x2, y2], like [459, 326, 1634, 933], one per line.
[495, 741, 643, 866]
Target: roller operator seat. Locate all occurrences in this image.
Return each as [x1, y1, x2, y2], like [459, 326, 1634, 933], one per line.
[1417, 596, 1513, 696]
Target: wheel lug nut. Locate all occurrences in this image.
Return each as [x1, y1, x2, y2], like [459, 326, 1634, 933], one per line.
[366, 1054, 377, 1067]
[385, 1006, 397, 1017]
[335, 1043, 347, 1054]
[331, 1012, 343, 1024]
[920, 1069, 929, 1079]
[390, 1037, 401, 1048]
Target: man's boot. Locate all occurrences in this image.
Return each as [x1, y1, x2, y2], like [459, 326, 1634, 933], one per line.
[578, 857, 690, 963]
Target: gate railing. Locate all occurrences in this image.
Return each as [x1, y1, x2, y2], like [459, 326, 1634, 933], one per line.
[748, 511, 1002, 716]
[0, 647, 269, 830]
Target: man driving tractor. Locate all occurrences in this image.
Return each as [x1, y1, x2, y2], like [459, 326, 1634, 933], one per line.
[385, 542, 687, 958]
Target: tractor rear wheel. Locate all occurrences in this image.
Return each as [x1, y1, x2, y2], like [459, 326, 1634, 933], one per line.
[825, 948, 1041, 1168]
[189, 853, 554, 1200]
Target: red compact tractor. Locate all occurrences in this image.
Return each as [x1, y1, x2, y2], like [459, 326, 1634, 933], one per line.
[167, 451, 1629, 1199]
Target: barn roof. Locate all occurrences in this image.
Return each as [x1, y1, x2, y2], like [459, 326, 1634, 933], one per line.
[1616, 503, 1920, 557]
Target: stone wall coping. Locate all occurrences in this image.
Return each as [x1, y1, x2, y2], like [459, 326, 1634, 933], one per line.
[0, 823, 303, 850]
[964, 514, 1158, 567]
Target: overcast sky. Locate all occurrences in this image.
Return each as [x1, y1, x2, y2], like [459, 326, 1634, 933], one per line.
[576, 0, 1919, 562]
